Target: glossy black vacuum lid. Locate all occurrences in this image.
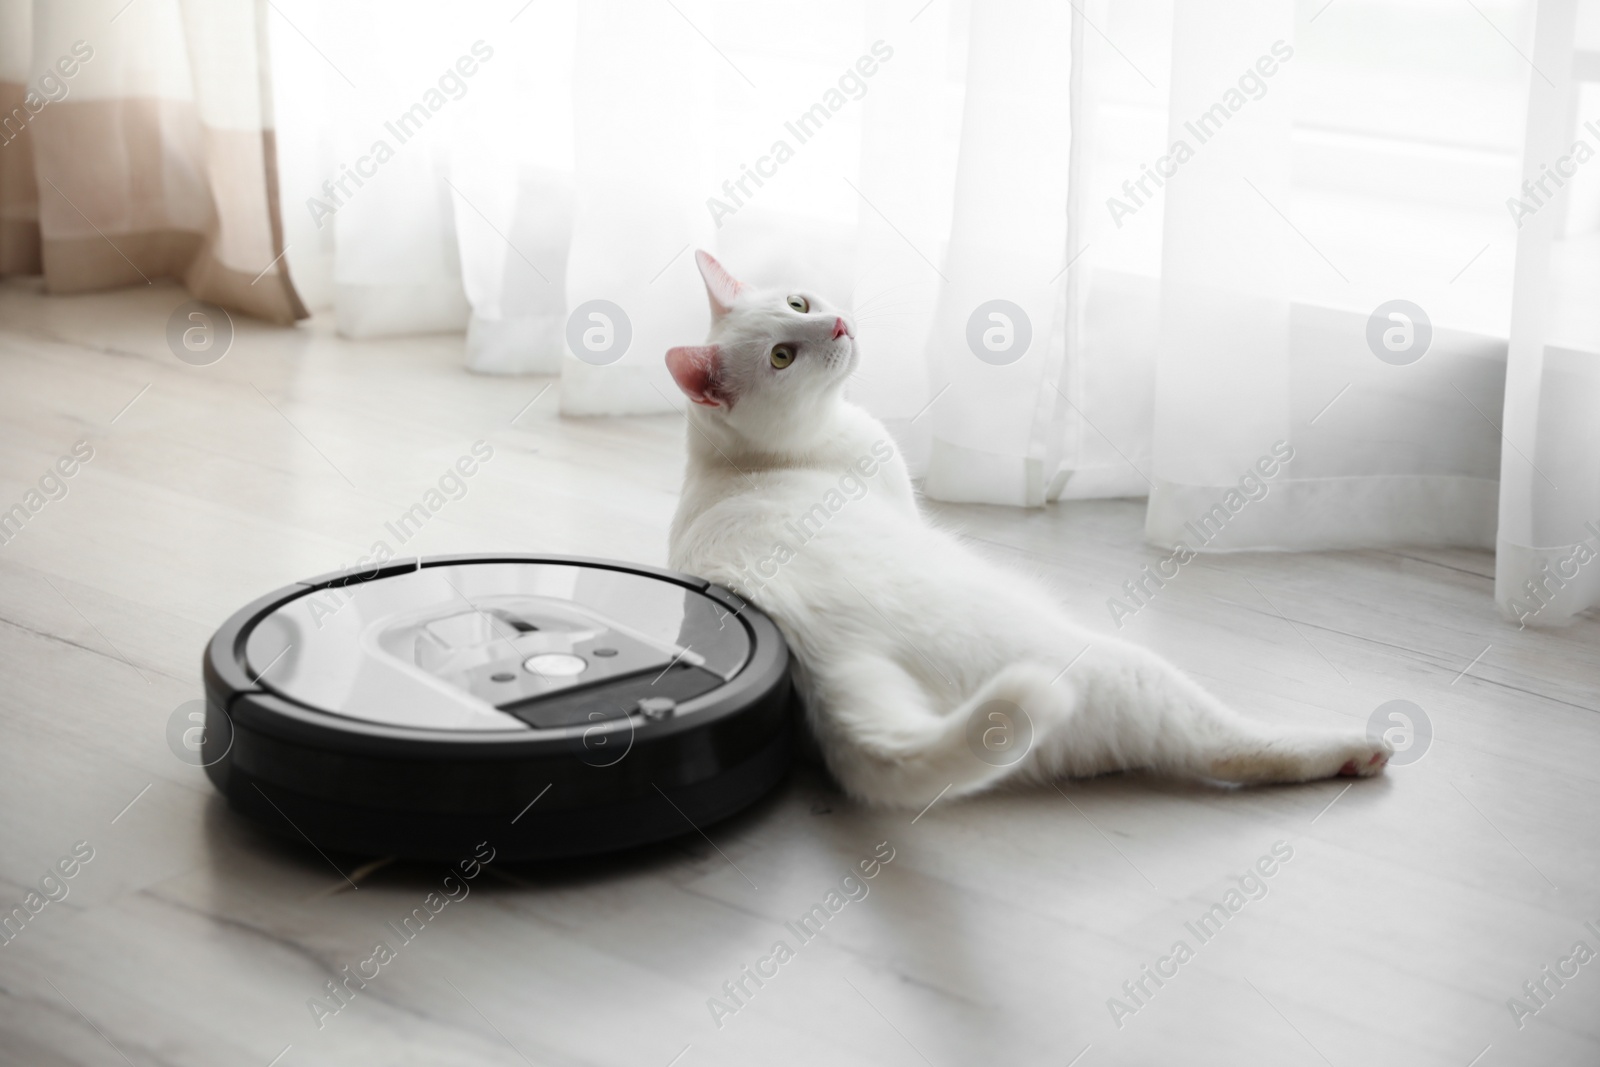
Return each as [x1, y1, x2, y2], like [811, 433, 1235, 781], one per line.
[236, 557, 755, 738]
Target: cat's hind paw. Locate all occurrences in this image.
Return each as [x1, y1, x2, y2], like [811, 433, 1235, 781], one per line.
[1338, 748, 1390, 777]
[1208, 731, 1393, 785]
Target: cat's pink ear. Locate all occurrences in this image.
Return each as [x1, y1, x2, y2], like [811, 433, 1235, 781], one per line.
[694, 250, 744, 320]
[666, 345, 729, 408]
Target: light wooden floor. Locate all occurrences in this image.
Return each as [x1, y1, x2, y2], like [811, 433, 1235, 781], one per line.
[1, 279, 1597, 1067]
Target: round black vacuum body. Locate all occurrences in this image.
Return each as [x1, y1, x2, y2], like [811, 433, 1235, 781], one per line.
[201, 555, 794, 862]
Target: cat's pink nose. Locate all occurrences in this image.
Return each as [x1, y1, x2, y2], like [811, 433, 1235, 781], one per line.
[831, 317, 851, 340]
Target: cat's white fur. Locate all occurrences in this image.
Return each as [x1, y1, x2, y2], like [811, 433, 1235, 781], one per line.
[665, 251, 1390, 808]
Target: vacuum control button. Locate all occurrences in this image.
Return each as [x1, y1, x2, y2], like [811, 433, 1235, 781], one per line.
[523, 653, 587, 677]
[637, 697, 676, 721]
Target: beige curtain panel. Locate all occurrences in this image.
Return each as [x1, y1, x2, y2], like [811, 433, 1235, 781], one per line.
[0, 0, 305, 323]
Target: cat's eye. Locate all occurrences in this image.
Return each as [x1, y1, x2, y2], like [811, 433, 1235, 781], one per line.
[770, 344, 796, 369]
[786, 295, 809, 313]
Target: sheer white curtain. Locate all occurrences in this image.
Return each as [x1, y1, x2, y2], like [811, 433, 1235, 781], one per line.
[266, 0, 1599, 626]
[1, 0, 302, 321]
[266, 0, 1073, 459]
[1141, 0, 1514, 552]
[1498, 0, 1600, 625]
[270, 2, 550, 344]
[1062, 0, 1600, 626]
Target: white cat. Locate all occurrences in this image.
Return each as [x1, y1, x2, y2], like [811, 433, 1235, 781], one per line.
[665, 251, 1390, 808]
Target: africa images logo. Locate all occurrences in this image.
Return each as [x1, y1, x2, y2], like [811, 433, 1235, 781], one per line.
[705, 841, 896, 1029]
[705, 41, 894, 227]
[1106, 441, 1294, 628]
[1106, 40, 1293, 228]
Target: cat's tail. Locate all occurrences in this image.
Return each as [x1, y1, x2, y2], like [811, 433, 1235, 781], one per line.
[819, 659, 1065, 809]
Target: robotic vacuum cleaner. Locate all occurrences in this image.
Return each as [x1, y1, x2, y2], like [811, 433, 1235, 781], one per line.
[201, 554, 794, 862]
